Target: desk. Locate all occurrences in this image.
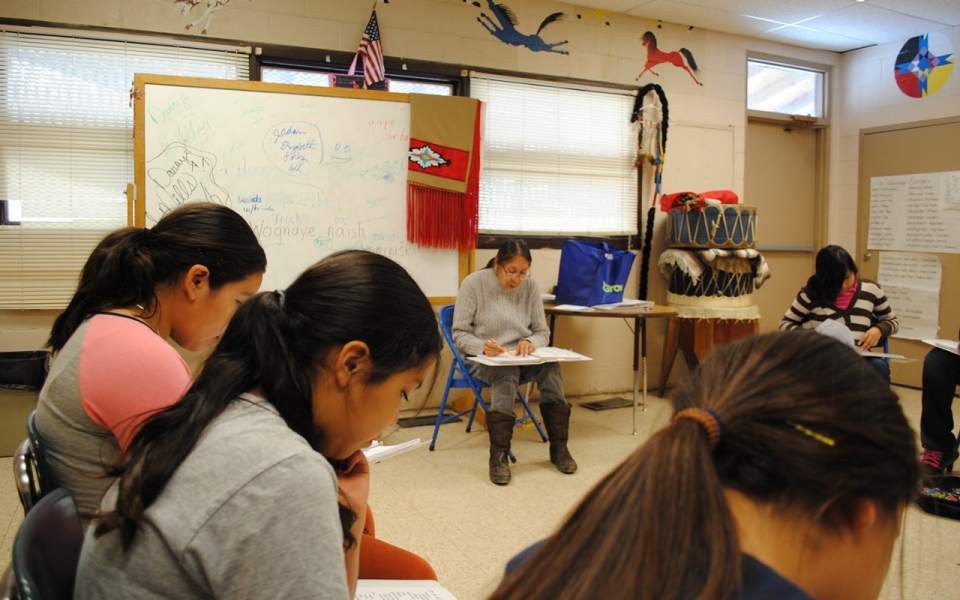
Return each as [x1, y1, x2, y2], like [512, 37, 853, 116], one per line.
[543, 304, 678, 435]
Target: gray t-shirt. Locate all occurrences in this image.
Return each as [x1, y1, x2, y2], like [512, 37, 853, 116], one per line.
[75, 394, 350, 600]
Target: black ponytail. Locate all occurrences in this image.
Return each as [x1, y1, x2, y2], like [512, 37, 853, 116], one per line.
[97, 250, 443, 551]
[48, 203, 266, 352]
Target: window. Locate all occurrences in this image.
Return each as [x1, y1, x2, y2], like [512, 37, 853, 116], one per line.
[261, 67, 454, 96]
[469, 74, 637, 237]
[747, 58, 826, 119]
[0, 29, 249, 308]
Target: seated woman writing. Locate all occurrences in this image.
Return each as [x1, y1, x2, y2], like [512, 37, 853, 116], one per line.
[780, 244, 898, 381]
[452, 239, 576, 485]
[492, 330, 919, 600]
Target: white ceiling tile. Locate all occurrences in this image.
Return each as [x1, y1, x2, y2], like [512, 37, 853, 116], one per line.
[563, 0, 960, 52]
[802, 4, 952, 45]
[867, 0, 960, 27]
[759, 24, 874, 52]
[623, 0, 781, 36]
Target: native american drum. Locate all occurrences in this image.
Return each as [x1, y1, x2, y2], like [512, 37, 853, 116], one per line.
[665, 204, 757, 250]
[667, 257, 754, 298]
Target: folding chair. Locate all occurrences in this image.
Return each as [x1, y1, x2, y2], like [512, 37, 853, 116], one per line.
[26, 411, 58, 499]
[12, 488, 84, 600]
[430, 305, 547, 458]
[13, 438, 41, 515]
[12, 411, 57, 517]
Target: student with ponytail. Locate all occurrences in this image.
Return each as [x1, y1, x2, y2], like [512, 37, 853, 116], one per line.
[36, 202, 266, 518]
[492, 330, 918, 600]
[75, 250, 442, 599]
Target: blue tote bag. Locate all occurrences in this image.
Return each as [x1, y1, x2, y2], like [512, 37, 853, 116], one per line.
[555, 240, 636, 306]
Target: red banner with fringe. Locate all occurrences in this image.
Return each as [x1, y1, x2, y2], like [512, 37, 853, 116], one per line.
[406, 96, 481, 251]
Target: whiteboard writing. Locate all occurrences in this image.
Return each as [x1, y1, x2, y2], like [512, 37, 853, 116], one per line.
[868, 172, 960, 253]
[140, 80, 460, 297]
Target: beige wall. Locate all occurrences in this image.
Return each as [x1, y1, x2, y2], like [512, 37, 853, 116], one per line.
[3, 1, 952, 400]
[833, 26, 960, 250]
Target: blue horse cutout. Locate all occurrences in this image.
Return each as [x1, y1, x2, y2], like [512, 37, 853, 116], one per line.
[474, 0, 568, 54]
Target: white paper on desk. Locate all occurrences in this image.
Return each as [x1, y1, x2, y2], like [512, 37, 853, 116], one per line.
[355, 579, 457, 600]
[550, 304, 594, 312]
[592, 299, 654, 311]
[923, 339, 960, 357]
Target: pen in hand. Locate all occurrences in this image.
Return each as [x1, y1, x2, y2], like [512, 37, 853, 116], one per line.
[485, 338, 513, 356]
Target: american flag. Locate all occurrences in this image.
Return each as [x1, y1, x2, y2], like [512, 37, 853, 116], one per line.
[358, 10, 385, 89]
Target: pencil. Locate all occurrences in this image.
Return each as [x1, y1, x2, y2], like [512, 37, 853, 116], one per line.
[499, 345, 514, 356]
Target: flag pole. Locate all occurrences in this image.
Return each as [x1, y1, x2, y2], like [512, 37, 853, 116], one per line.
[370, 0, 377, 10]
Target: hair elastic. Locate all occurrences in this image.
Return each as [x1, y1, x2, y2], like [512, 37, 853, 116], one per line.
[674, 407, 723, 449]
[275, 289, 286, 308]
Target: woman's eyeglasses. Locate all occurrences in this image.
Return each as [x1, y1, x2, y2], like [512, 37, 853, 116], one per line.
[499, 266, 529, 280]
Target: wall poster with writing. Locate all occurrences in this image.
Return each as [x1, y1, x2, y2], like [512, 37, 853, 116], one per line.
[134, 75, 462, 299]
[868, 171, 960, 254]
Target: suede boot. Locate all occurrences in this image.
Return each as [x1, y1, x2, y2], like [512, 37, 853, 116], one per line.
[486, 411, 515, 485]
[540, 403, 577, 474]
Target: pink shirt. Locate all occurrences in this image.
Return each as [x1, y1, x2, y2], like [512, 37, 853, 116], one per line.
[79, 314, 192, 450]
[35, 313, 191, 517]
[835, 279, 857, 311]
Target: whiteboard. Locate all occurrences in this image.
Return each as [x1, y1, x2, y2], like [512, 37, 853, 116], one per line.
[134, 75, 462, 299]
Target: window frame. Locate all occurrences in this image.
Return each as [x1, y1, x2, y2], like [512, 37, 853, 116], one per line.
[469, 72, 642, 250]
[0, 26, 251, 309]
[747, 53, 830, 128]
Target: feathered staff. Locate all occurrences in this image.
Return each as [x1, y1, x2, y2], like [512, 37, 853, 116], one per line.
[631, 83, 668, 300]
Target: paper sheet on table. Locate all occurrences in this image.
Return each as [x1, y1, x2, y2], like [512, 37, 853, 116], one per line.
[878, 252, 941, 340]
[550, 304, 594, 312]
[355, 579, 457, 600]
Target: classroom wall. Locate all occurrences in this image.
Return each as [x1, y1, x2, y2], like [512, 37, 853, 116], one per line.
[3, 0, 948, 400]
[834, 26, 960, 249]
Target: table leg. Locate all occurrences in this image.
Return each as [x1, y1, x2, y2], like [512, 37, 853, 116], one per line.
[641, 317, 648, 413]
[632, 316, 642, 435]
[659, 317, 679, 393]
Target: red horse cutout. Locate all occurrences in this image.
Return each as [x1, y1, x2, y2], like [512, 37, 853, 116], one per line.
[637, 31, 702, 86]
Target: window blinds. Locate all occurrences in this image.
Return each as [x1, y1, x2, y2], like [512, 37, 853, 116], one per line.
[0, 29, 249, 309]
[470, 74, 638, 236]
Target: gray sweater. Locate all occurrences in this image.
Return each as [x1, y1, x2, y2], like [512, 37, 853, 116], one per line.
[75, 394, 349, 600]
[452, 268, 550, 356]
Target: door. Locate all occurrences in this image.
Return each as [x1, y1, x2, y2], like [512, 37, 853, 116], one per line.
[857, 118, 960, 387]
[745, 121, 821, 333]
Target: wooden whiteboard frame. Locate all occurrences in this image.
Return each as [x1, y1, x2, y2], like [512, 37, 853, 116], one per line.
[131, 74, 468, 304]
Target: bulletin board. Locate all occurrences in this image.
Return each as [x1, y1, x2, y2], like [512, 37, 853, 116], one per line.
[132, 74, 467, 302]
